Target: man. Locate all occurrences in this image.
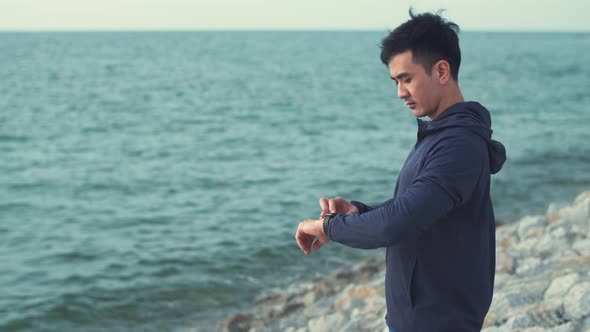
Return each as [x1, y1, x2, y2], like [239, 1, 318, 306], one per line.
[294, 10, 506, 332]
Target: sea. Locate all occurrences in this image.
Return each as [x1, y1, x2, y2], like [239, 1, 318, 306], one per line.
[1, 30, 589, 331]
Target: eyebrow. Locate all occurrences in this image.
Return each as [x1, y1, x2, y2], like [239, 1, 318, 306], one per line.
[390, 72, 410, 81]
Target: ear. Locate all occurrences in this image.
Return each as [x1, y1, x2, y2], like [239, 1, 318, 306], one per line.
[433, 60, 451, 84]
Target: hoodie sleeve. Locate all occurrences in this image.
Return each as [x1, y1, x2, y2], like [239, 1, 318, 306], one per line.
[350, 200, 374, 214]
[328, 134, 487, 249]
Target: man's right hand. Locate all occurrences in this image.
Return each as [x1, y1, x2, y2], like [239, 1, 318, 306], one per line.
[319, 196, 359, 219]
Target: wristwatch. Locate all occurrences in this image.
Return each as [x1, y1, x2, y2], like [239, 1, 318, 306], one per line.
[323, 213, 335, 238]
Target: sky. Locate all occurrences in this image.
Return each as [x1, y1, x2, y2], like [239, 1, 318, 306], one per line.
[0, 0, 589, 32]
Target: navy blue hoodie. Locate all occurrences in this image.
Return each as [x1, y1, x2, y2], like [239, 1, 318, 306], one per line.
[327, 102, 506, 332]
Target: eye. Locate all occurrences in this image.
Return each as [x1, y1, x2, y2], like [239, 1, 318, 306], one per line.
[404, 78, 411, 84]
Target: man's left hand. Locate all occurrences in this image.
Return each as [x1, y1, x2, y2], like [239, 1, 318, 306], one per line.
[295, 219, 329, 255]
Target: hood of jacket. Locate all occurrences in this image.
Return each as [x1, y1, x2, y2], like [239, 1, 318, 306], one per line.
[416, 101, 506, 174]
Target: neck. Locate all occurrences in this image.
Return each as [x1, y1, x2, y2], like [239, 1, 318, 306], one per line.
[429, 85, 464, 121]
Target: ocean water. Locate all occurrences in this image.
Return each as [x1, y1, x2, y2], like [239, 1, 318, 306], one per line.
[0, 31, 589, 331]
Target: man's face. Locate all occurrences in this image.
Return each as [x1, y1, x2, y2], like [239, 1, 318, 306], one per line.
[388, 50, 442, 119]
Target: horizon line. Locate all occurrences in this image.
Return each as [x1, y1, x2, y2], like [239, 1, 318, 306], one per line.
[1, 28, 589, 34]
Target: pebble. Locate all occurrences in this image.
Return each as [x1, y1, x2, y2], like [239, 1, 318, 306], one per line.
[564, 281, 590, 320]
[544, 273, 580, 301]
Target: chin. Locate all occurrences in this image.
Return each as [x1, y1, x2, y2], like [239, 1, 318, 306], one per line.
[412, 108, 436, 119]
[412, 109, 425, 118]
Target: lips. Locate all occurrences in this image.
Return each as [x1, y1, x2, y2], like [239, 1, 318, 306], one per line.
[406, 102, 416, 109]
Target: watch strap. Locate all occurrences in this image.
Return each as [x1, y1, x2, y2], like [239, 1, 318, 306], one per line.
[323, 213, 335, 238]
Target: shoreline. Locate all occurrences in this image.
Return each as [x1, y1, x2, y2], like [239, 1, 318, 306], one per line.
[220, 192, 590, 332]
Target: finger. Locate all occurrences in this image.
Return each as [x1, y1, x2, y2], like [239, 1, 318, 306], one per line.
[328, 199, 337, 213]
[295, 225, 307, 254]
[295, 224, 313, 255]
[346, 203, 359, 214]
[312, 237, 327, 251]
[319, 198, 329, 218]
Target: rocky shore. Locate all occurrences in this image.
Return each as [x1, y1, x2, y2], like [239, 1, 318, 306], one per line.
[220, 192, 590, 332]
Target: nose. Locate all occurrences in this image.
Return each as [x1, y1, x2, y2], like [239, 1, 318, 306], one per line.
[397, 84, 409, 99]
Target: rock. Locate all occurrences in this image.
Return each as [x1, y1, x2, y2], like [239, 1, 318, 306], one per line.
[548, 322, 577, 332]
[556, 254, 590, 271]
[513, 238, 540, 256]
[544, 273, 580, 301]
[516, 328, 544, 332]
[572, 237, 590, 256]
[307, 313, 345, 332]
[551, 226, 568, 239]
[488, 290, 544, 321]
[564, 281, 590, 320]
[333, 285, 378, 311]
[560, 193, 590, 222]
[504, 312, 535, 329]
[482, 311, 498, 329]
[574, 192, 590, 217]
[575, 191, 590, 203]
[341, 317, 385, 332]
[517, 215, 546, 240]
[480, 327, 504, 332]
[494, 272, 512, 289]
[342, 297, 366, 313]
[535, 233, 571, 259]
[220, 313, 253, 332]
[515, 257, 543, 275]
[497, 224, 518, 241]
[302, 291, 315, 307]
[488, 292, 511, 319]
[530, 301, 567, 327]
[496, 252, 515, 273]
[581, 316, 590, 331]
[497, 234, 518, 250]
[546, 212, 561, 223]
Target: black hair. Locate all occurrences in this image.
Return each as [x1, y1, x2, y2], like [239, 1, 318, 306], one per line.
[380, 9, 461, 82]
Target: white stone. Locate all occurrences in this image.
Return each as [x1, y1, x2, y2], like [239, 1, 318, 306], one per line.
[547, 202, 564, 215]
[488, 292, 511, 319]
[545, 273, 581, 301]
[564, 281, 590, 320]
[558, 200, 590, 226]
[548, 322, 576, 332]
[488, 289, 544, 320]
[551, 226, 568, 239]
[574, 192, 590, 218]
[520, 279, 553, 295]
[302, 291, 316, 307]
[535, 233, 571, 258]
[343, 297, 366, 314]
[515, 257, 543, 275]
[575, 191, 590, 202]
[571, 223, 589, 238]
[496, 252, 515, 273]
[504, 312, 535, 329]
[497, 224, 518, 242]
[518, 215, 546, 240]
[513, 237, 540, 256]
[306, 313, 345, 332]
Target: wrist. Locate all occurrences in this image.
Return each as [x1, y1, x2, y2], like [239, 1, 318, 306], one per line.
[322, 213, 335, 239]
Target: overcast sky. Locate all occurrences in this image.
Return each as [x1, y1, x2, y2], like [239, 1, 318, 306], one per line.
[1, 0, 588, 31]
